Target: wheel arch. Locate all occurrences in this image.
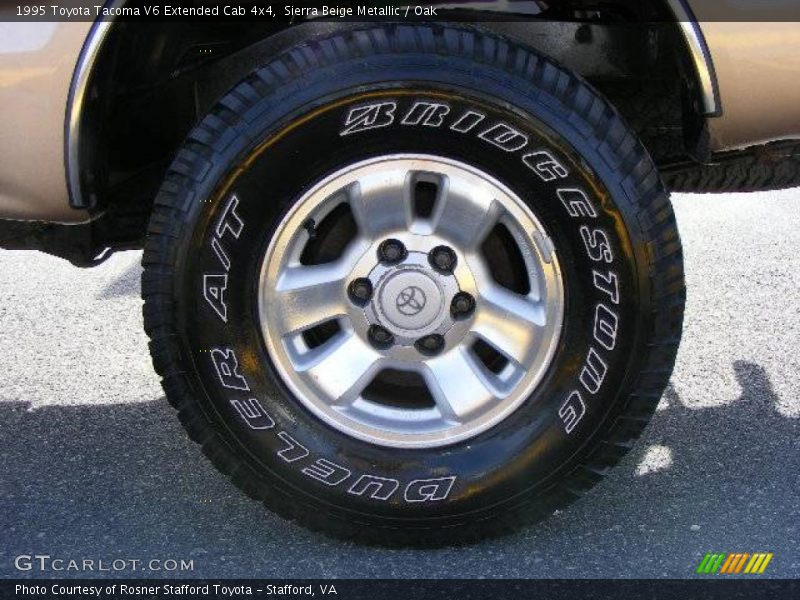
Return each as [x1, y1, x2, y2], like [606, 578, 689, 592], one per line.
[64, 1, 713, 248]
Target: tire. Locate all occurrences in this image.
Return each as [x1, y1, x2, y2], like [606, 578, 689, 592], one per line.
[662, 141, 800, 193]
[142, 24, 685, 545]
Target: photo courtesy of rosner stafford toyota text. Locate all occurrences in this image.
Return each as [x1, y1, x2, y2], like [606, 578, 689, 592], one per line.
[0, 1, 798, 599]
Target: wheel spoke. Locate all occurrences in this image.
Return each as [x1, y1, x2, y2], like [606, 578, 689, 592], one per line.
[432, 175, 500, 248]
[297, 332, 382, 404]
[348, 168, 412, 238]
[473, 284, 547, 364]
[273, 261, 349, 334]
[424, 347, 498, 422]
[259, 156, 565, 447]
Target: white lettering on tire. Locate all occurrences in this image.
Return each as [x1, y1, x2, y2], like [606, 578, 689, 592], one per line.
[211, 238, 231, 271]
[203, 274, 228, 322]
[404, 477, 456, 502]
[580, 226, 614, 263]
[579, 347, 608, 395]
[209, 98, 633, 476]
[347, 475, 400, 501]
[276, 431, 310, 463]
[558, 391, 586, 434]
[230, 398, 275, 430]
[523, 150, 569, 182]
[204, 194, 244, 323]
[478, 122, 529, 152]
[210, 348, 249, 391]
[340, 102, 397, 136]
[593, 304, 619, 351]
[207, 345, 457, 503]
[302, 459, 352, 486]
[593, 270, 620, 304]
[449, 110, 485, 133]
[557, 188, 597, 218]
[215, 194, 244, 240]
[401, 101, 450, 127]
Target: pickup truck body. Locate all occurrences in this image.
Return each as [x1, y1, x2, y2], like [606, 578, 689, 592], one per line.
[0, 1, 799, 256]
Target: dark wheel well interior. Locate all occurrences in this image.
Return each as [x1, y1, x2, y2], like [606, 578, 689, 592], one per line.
[71, 1, 704, 257]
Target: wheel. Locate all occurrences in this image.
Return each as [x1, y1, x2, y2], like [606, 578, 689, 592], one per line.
[662, 141, 800, 193]
[142, 24, 685, 545]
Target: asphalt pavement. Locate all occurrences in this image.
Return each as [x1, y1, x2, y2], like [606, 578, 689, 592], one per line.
[1, 189, 798, 579]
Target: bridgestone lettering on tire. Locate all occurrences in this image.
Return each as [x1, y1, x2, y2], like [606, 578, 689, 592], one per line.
[142, 24, 685, 545]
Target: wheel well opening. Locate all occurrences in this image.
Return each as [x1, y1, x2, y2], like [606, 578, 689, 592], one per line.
[72, 2, 705, 255]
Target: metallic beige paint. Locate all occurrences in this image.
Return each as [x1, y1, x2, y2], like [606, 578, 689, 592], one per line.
[700, 22, 800, 150]
[0, 21, 90, 222]
[687, 1, 800, 150]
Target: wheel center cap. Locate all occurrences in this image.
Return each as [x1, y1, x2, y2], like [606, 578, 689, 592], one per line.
[378, 269, 443, 331]
[396, 285, 427, 316]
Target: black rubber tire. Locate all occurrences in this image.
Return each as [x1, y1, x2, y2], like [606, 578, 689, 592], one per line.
[663, 141, 800, 193]
[142, 23, 685, 546]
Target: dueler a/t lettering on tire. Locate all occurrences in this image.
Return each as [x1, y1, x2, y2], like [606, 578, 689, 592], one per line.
[142, 24, 684, 545]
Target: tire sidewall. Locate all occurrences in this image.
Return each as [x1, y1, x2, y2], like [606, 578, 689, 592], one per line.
[171, 52, 650, 524]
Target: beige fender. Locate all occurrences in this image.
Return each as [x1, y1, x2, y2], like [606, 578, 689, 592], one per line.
[0, 20, 91, 222]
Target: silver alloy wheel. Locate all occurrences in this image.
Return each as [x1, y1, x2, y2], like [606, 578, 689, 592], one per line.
[258, 155, 564, 448]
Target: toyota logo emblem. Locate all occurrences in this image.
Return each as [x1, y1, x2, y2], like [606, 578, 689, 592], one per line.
[396, 285, 427, 316]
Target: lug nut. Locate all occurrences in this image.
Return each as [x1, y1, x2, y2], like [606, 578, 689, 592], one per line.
[429, 245, 457, 273]
[450, 292, 475, 319]
[348, 278, 373, 305]
[415, 334, 445, 356]
[377, 239, 407, 264]
[368, 325, 395, 349]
